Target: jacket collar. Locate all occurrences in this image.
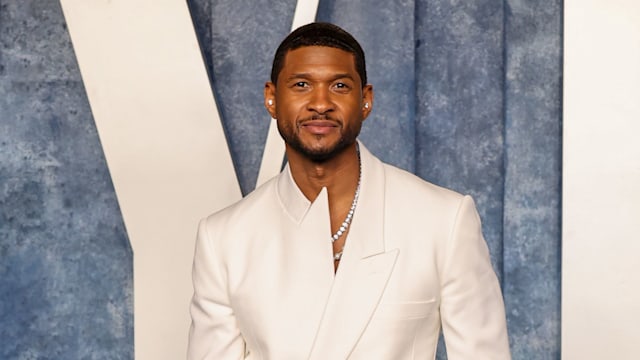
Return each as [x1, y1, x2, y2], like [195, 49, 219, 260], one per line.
[276, 140, 387, 259]
[276, 158, 312, 225]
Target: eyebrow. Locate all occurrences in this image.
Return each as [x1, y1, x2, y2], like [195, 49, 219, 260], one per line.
[286, 73, 356, 82]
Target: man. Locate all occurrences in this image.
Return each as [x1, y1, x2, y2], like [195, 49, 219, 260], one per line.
[188, 22, 510, 359]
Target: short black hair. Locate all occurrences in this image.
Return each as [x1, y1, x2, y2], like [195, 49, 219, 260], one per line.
[270, 22, 367, 87]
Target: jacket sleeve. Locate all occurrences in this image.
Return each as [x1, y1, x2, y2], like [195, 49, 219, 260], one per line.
[439, 195, 511, 359]
[187, 218, 245, 360]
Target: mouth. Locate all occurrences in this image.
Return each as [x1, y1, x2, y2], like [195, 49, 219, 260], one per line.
[299, 119, 339, 135]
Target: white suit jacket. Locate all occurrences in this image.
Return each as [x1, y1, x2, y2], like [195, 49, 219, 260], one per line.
[188, 143, 511, 359]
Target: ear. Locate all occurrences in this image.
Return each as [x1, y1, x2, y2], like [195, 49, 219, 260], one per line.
[264, 82, 277, 119]
[361, 84, 374, 120]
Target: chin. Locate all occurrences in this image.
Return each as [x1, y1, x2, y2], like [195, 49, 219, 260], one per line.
[296, 139, 353, 163]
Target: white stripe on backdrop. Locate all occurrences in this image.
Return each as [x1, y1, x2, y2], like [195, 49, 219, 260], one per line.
[61, 0, 242, 358]
[562, 1, 640, 359]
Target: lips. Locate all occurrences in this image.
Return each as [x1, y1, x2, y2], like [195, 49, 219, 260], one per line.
[299, 119, 339, 135]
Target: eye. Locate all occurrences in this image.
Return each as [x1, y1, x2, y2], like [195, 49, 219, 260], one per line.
[333, 82, 351, 92]
[294, 81, 308, 88]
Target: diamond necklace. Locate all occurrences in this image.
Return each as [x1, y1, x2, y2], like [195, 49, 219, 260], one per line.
[331, 147, 361, 261]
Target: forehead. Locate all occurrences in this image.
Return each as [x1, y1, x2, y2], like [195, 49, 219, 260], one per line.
[280, 46, 358, 79]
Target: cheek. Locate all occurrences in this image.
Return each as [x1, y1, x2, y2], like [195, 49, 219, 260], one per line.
[347, 102, 366, 119]
[277, 100, 305, 118]
[275, 105, 294, 120]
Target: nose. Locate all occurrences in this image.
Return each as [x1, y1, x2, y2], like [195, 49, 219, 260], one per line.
[307, 87, 334, 114]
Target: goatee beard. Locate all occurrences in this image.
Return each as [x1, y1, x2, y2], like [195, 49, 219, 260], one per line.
[286, 136, 353, 163]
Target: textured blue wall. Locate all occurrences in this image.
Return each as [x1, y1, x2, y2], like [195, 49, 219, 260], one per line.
[503, 1, 562, 358]
[0, 1, 133, 359]
[190, 0, 562, 358]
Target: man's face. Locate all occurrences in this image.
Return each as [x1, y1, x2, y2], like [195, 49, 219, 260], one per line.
[265, 46, 373, 162]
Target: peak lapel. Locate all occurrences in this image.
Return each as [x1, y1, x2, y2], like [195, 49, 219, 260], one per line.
[308, 144, 398, 359]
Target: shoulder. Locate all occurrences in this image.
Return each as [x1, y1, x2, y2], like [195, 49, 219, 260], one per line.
[382, 162, 465, 209]
[201, 175, 280, 232]
[359, 142, 464, 207]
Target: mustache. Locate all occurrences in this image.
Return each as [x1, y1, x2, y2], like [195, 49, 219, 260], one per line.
[299, 114, 339, 122]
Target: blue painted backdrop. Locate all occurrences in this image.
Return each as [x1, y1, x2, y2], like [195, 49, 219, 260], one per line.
[1, 0, 561, 359]
[0, 1, 133, 359]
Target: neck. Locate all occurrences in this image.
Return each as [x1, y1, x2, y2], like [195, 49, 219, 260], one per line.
[286, 143, 360, 203]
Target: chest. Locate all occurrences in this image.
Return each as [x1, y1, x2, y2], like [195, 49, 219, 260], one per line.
[224, 223, 443, 359]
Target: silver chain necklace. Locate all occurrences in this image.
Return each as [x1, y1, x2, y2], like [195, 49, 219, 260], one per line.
[331, 147, 361, 261]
